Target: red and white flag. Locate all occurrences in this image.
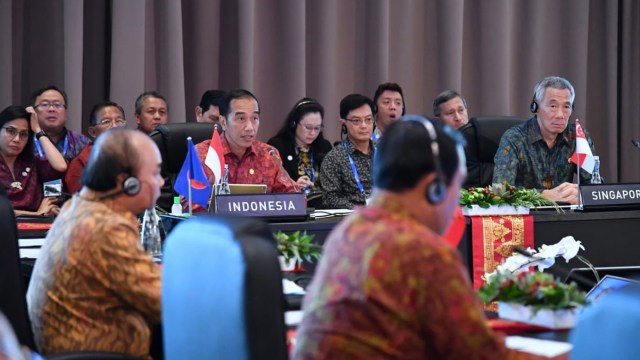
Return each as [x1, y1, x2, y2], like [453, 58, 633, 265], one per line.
[204, 130, 225, 184]
[569, 119, 595, 174]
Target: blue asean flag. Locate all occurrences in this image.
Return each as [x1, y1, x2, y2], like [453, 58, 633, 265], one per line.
[174, 138, 212, 208]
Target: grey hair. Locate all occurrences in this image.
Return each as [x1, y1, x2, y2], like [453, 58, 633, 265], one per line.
[533, 76, 575, 105]
[134, 91, 168, 115]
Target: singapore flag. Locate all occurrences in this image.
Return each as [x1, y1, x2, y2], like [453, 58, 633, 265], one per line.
[569, 119, 595, 174]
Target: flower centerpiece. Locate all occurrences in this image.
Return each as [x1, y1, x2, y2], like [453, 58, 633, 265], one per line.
[274, 230, 322, 271]
[460, 182, 559, 216]
[478, 236, 594, 328]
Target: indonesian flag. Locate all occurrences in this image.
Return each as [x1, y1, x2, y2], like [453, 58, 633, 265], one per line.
[204, 129, 225, 184]
[569, 119, 595, 174]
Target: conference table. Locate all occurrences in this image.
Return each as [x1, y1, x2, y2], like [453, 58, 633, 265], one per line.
[19, 207, 640, 286]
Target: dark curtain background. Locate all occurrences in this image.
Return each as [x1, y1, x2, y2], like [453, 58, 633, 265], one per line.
[1, 0, 638, 182]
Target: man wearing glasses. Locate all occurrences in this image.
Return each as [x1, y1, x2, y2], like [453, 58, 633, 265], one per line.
[320, 94, 376, 209]
[31, 86, 90, 162]
[65, 101, 128, 194]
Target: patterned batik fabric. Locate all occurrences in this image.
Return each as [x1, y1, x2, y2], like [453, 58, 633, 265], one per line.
[195, 134, 298, 193]
[293, 194, 530, 360]
[493, 117, 594, 189]
[64, 143, 92, 194]
[27, 191, 161, 359]
[319, 139, 373, 209]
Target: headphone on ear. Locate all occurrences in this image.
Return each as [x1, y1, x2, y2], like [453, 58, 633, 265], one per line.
[403, 115, 446, 204]
[291, 100, 317, 129]
[530, 94, 576, 113]
[122, 176, 141, 196]
[341, 124, 348, 135]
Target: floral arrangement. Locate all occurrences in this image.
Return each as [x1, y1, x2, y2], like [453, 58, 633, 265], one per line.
[478, 236, 594, 312]
[460, 182, 558, 209]
[274, 230, 322, 265]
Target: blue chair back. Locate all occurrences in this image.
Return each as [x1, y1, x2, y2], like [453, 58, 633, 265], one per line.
[162, 216, 287, 360]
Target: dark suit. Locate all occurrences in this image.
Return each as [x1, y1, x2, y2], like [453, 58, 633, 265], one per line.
[267, 135, 333, 182]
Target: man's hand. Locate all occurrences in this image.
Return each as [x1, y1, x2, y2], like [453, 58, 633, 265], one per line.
[25, 106, 42, 133]
[541, 182, 579, 204]
[296, 175, 314, 189]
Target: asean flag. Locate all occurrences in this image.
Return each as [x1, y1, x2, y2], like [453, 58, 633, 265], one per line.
[204, 129, 225, 185]
[174, 137, 212, 207]
[569, 119, 595, 174]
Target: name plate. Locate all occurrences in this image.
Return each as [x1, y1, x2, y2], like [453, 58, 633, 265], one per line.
[580, 183, 640, 209]
[216, 192, 307, 219]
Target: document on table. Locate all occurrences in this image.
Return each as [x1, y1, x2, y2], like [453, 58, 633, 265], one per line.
[505, 336, 572, 357]
[19, 238, 46, 248]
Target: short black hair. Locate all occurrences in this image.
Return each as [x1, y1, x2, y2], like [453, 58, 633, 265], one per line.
[373, 82, 405, 115]
[88, 101, 125, 127]
[219, 89, 260, 118]
[432, 90, 467, 117]
[81, 128, 140, 191]
[199, 90, 227, 112]
[374, 116, 465, 191]
[339, 94, 376, 119]
[0, 105, 34, 161]
[30, 85, 68, 106]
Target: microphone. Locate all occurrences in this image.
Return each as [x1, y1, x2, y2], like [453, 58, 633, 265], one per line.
[513, 246, 596, 290]
[632, 139, 640, 150]
[268, 148, 299, 193]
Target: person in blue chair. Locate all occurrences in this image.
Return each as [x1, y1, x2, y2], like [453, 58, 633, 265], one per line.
[295, 116, 548, 359]
[27, 128, 163, 358]
[493, 76, 597, 204]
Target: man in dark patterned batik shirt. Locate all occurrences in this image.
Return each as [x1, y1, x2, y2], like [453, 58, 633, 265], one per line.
[295, 117, 545, 359]
[493, 76, 596, 205]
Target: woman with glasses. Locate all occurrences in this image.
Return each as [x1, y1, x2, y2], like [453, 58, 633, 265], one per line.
[268, 98, 332, 207]
[65, 101, 127, 194]
[0, 105, 67, 216]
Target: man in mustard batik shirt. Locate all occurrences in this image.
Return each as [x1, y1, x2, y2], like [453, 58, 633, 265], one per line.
[27, 128, 163, 358]
[294, 116, 557, 359]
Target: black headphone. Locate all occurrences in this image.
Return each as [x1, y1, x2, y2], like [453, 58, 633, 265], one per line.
[403, 115, 446, 204]
[291, 100, 317, 129]
[341, 124, 348, 135]
[530, 94, 575, 113]
[98, 176, 141, 200]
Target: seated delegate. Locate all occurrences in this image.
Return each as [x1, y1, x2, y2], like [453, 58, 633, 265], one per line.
[493, 76, 596, 205]
[320, 94, 375, 209]
[268, 98, 332, 208]
[0, 105, 67, 216]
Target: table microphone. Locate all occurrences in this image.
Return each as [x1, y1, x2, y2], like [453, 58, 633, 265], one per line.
[513, 246, 596, 290]
[268, 149, 299, 193]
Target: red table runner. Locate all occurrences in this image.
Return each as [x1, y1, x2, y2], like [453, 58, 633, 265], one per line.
[471, 215, 534, 290]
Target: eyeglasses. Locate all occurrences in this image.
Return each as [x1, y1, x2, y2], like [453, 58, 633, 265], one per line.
[2, 126, 29, 141]
[299, 123, 323, 133]
[345, 117, 374, 126]
[36, 101, 67, 111]
[96, 118, 127, 128]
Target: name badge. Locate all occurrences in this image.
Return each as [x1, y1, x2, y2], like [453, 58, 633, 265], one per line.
[216, 193, 307, 219]
[580, 183, 640, 210]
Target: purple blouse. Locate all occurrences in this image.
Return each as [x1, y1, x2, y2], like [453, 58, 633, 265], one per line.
[0, 155, 64, 212]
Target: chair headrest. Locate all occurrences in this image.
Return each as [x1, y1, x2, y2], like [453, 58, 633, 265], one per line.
[150, 123, 222, 173]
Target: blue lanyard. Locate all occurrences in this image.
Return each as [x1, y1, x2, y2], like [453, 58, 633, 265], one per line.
[303, 153, 316, 182]
[343, 140, 365, 195]
[35, 133, 68, 158]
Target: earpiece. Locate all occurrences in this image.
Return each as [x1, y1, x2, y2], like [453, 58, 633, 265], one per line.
[122, 176, 141, 196]
[341, 124, 348, 135]
[530, 95, 538, 113]
[530, 94, 576, 113]
[402, 115, 446, 204]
